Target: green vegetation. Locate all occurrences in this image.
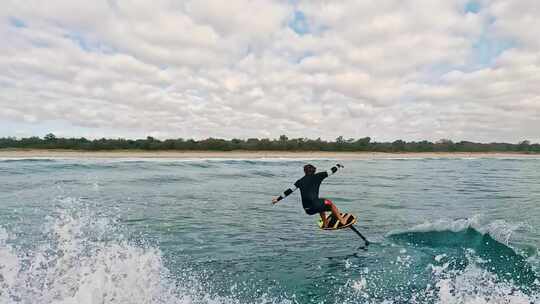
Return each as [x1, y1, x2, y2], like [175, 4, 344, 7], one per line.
[1, 134, 539, 153]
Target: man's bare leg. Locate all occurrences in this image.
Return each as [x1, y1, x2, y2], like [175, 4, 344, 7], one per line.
[329, 202, 346, 225]
[319, 212, 328, 228]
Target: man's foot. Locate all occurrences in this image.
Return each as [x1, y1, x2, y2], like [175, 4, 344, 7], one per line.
[337, 214, 347, 225]
[319, 212, 329, 228]
[320, 218, 328, 228]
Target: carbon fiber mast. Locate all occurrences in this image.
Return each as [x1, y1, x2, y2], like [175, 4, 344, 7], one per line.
[350, 225, 370, 247]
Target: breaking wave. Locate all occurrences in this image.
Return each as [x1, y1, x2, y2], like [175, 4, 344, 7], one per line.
[365, 216, 540, 303]
[0, 208, 291, 304]
[345, 249, 540, 304]
[1, 204, 538, 304]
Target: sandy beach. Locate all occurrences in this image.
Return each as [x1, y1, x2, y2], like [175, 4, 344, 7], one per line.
[0, 149, 538, 159]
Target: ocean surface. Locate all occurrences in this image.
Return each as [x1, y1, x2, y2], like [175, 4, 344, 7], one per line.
[1, 157, 539, 304]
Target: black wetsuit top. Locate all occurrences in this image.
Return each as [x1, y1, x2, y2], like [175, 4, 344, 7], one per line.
[294, 172, 329, 215]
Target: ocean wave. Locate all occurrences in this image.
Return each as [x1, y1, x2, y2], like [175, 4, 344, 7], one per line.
[211, 159, 307, 166]
[335, 216, 540, 303]
[386, 217, 538, 290]
[0, 211, 179, 303]
[130, 175, 196, 184]
[249, 170, 276, 178]
[387, 215, 523, 245]
[0, 207, 292, 304]
[427, 253, 540, 304]
[0, 158, 57, 163]
[41, 162, 119, 171]
[206, 172, 252, 179]
[184, 162, 215, 168]
[346, 250, 540, 304]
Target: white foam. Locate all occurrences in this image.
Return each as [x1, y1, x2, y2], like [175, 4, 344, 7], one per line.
[345, 259, 353, 269]
[0, 211, 182, 304]
[351, 278, 367, 291]
[345, 250, 539, 304]
[387, 214, 524, 245]
[430, 252, 539, 304]
[434, 254, 447, 263]
[0, 209, 291, 304]
[0, 228, 20, 300]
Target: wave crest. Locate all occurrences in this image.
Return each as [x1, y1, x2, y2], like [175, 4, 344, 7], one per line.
[0, 210, 181, 304]
[0, 206, 295, 304]
[387, 216, 538, 290]
[387, 215, 524, 245]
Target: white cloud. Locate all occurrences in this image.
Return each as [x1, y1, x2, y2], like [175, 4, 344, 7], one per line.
[0, 0, 539, 142]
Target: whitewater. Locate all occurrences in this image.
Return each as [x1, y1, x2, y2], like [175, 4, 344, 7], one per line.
[1, 157, 539, 303]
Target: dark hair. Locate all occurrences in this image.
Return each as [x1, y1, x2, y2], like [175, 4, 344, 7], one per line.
[304, 164, 316, 175]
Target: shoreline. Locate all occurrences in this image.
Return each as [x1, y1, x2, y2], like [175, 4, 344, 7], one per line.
[1, 149, 539, 159]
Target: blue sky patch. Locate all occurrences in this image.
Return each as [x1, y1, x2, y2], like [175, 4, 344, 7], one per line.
[289, 10, 309, 35]
[64, 31, 92, 51]
[465, 1, 481, 14]
[63, 31, 117, 54]
[472, 36, 515, 66]
[9, 17, 27, 28]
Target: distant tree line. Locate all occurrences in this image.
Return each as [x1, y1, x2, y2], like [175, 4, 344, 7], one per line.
[0, 134, 539, 153]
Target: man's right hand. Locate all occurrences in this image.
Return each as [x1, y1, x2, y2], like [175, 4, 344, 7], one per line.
[271, 197, 279, 205]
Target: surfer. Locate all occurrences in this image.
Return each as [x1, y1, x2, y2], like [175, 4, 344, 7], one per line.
[272, 164, 346, 227]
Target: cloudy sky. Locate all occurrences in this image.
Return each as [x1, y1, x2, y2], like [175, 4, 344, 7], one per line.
[1, 0, 539, 142]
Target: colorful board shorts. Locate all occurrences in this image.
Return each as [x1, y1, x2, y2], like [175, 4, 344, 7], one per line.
[304, 199, 333, 215]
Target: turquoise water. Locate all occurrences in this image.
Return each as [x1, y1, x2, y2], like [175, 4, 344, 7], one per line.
[1, 157, 539, 303]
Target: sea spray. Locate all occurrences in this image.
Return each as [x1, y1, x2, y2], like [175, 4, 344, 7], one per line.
[429, 251, 540, 304]
[387, 214, 524, 245]
[331, 216, 540, 303]
[2, 158, 540, 304]
[341, 243, 540, 304]
[0, 228, 20, 302]
[0, 207, 295, 304]
[0, 209, 181, 304]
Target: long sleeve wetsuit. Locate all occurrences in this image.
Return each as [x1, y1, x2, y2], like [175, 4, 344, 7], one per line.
[275, 164, 342, 215]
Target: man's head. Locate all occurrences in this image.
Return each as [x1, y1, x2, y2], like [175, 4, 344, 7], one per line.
[304, 164, 316, 175]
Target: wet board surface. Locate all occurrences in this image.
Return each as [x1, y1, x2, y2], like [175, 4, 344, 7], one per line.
[318, 212, 357, 230]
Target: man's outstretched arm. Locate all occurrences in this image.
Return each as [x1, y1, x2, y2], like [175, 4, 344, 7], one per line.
[325, 163, 344, 177]
[272, 185, 298, 204]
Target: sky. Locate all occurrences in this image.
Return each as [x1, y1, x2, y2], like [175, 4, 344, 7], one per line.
[1, 0, 539, 143]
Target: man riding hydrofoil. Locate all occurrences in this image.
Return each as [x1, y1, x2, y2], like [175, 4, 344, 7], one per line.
[272, 163, 346, 227]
